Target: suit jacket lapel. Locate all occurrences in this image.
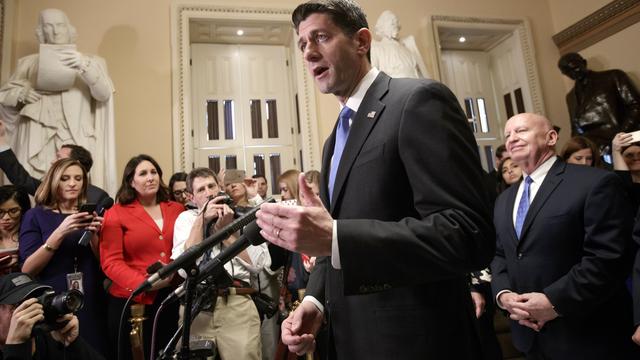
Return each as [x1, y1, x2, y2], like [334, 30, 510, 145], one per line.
[330, 73, 389, 214]
[503, 183, 519, 244]
[125, 200, 161, 233]
[320, 128, 336, 210]
[518, 158, 565, 243]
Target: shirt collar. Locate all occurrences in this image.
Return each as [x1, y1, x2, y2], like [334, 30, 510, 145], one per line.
[523, 155, 557, 184]
[343, 67, 380, 113]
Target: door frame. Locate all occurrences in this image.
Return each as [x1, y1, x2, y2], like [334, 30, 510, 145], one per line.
[170, 1, 321, 172]
[428, 15, 546, 118]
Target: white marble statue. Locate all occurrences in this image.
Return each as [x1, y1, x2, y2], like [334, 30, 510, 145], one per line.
[0, 8, 116, 194]
[371, 10, 430, 79]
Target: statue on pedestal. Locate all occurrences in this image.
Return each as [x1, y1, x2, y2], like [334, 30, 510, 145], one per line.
[371, 10, 430, 79]
[0, 8, 116, 193]
[558, 52, 640, 154]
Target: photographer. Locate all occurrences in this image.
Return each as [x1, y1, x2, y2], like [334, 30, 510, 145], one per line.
[0, 272, 103, 360]
[171, 168, 270, 360]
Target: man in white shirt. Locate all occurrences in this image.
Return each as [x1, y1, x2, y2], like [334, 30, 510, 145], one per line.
[491, 113, 637, 359]
[172, 167, 270, 360]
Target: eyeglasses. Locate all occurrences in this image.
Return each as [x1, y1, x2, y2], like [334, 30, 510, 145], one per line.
[0, 207, 21, 218]
[172, 189, 188, 197]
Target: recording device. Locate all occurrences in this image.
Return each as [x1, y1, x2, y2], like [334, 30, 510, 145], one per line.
[78, 203, 96, 214]
[134, 198, 274, 295]
[630, 130, 640, 143]
[164, 220, 266, 303]
[207, 191, 251, 220]
[78, 197, 114, 246]
[223, 169, 245, 186]
[33, 289, 84, 332]
[212, 191, 233, 206]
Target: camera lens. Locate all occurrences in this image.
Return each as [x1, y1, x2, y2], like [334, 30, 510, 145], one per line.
[49, 289, 84, 314]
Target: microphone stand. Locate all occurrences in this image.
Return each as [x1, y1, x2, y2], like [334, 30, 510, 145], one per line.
[157, 279, 216, 360]
[177, 263, 198, 360]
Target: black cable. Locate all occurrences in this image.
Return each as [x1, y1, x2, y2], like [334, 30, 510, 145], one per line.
[149, 297, 167, 360]
[117, 292, 136, 360]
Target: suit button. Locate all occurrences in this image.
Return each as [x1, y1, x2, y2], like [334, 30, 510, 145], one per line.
[159, 235, 164, 240]
[160, 252, 166, 258]
[517, 253, 523, 259]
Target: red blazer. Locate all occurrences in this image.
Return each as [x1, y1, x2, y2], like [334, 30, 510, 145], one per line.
[100, 200, 184, 304]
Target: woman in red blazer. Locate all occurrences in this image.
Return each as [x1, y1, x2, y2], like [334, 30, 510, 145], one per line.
[100, 154, 184, 360]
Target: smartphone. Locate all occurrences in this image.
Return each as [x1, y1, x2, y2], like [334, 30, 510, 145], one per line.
[79, 203, 96, 214]
[630, 130, 640, 143]
[223, 169, 246, 186]
[0, 255, 13, 266]
[78, 203, 96, 225]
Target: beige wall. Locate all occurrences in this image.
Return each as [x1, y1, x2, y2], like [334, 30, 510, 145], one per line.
[7, 0, 573, 180]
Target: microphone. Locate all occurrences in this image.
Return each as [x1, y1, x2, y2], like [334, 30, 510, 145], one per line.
[78, 197, 114, 246]
[164, 221, 265, 303]
[133, 197, 273, 295]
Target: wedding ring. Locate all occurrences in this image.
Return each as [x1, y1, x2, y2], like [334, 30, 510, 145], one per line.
[275, 228, 281, 238]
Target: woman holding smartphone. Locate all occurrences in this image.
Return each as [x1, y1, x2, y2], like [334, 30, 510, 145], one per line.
[0, 185, 30, 274]
[100, 154, 184, 360]
[19, 158, 107, 356]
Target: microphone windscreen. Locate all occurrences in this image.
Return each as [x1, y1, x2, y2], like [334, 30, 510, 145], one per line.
[244, 221, 266, 246]
[97, 197, 114, 214]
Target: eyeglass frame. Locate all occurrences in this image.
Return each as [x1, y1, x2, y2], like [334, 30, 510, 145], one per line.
[0, 207, 22, 218]
[172, 189, 188, 197]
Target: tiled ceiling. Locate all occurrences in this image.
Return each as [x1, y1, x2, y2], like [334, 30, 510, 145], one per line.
[190, 19, 293, 45]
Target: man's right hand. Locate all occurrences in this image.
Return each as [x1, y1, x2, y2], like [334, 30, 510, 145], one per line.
[281, 300, 323, 355]
[5, 298, 44, 344]
[498, 291, 530, 320]
[632, 325, 640, 346]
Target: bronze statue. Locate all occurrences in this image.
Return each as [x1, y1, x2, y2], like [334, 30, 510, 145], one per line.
[558, 52, 640, 152]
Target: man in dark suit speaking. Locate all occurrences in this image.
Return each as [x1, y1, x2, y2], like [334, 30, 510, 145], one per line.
[256, 1, 494, 358]
[491, 112, 637, 359]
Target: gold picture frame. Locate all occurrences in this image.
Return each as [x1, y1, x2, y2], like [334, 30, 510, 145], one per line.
[553, 0, 640, 54]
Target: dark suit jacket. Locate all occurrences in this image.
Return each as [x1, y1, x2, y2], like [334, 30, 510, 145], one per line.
[0, 148, 109, 203]
[306, 72, 495, 359]
[491, 158, 636, 359]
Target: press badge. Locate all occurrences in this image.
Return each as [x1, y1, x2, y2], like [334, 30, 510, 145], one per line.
[66, 272, 84, 293]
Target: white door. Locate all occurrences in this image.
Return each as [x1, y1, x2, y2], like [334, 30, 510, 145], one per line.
[191, 44, 297, 195]
[489, 33, 533, 123]
[440, 50, 503, 171]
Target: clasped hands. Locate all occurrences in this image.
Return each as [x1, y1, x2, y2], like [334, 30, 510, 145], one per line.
[499, 291, 559, 332]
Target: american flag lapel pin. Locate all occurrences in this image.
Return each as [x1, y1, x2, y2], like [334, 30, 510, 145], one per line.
[367, 111, 376, 119]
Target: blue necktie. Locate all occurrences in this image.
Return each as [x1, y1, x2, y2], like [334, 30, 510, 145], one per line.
[328, 106, 354, 201]
[515, 176, 533, 238]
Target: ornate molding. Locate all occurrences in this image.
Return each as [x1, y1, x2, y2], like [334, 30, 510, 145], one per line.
[170, 1, 320, 172]
[431, 15, 522, 26]
[431, 15, 546, 116]
[553, 0, 640, 54]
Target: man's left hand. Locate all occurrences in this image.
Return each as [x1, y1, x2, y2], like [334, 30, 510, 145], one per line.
[510, 292, 558, 331]
[257, 173, 333, 256]
[50, 314, 79, 347]
[470, 291, 486, 318]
